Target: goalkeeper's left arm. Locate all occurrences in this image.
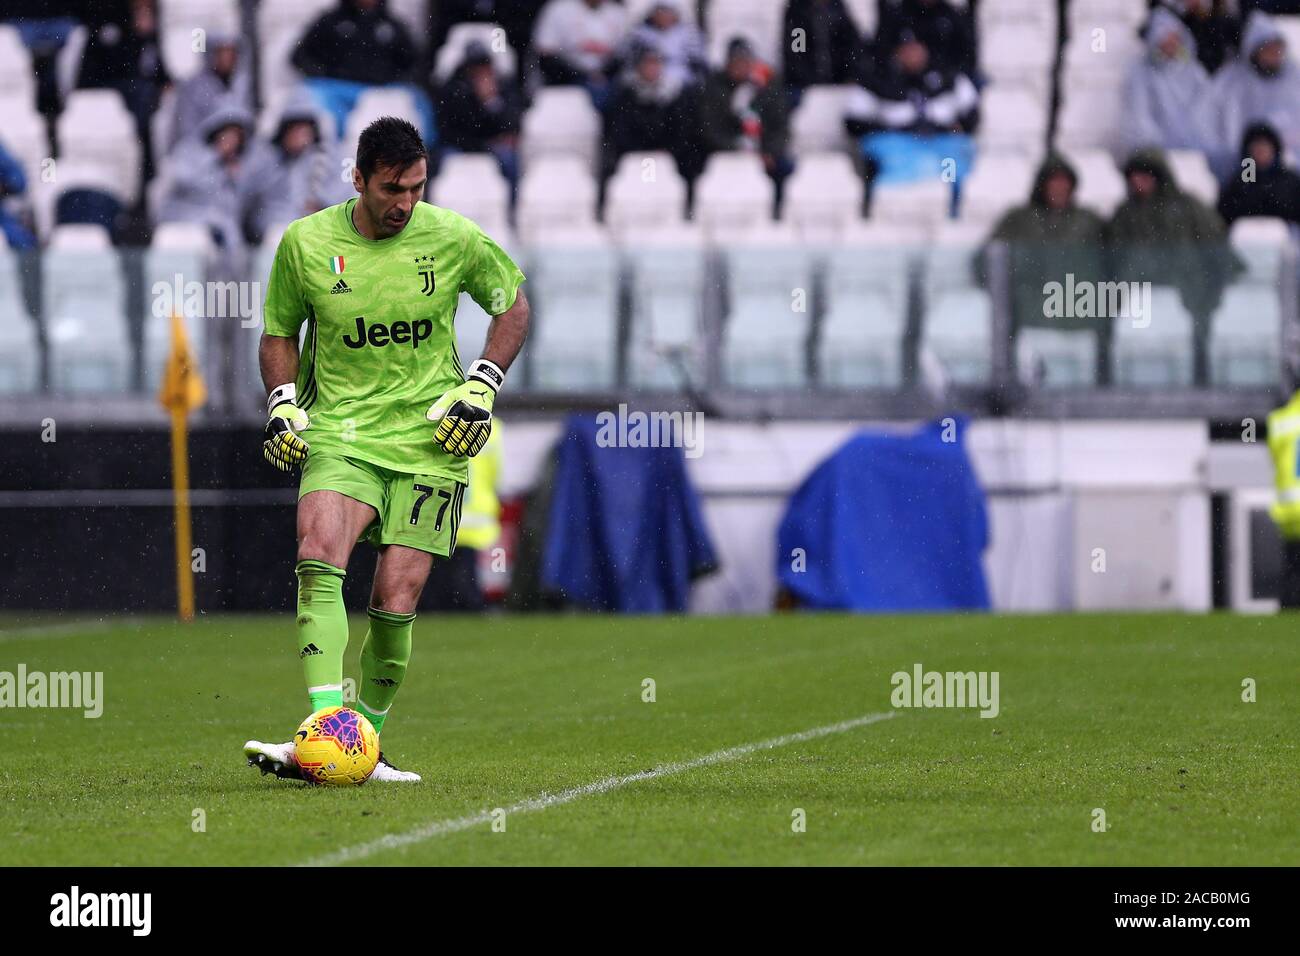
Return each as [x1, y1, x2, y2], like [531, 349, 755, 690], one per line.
[427, 289, 530, 458]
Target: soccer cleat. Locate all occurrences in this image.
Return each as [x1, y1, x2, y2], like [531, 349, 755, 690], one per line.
[243, 739, 305, 781]
[369, 752, 421, 783]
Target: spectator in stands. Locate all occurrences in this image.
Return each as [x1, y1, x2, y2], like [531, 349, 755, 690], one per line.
[781, 0, 861, 97]
[844, 28, 977, 189]
[437, 42, 524, 188]
[977, 155, 1108, 377]
[3, 0, 80, 115]
[1152, 1, 1241, 74]
[602, 42, 695, 180]
[1107, 149, 1243, 384]
[292, 0, 433, 143]
[874, 0, 977, 81]
[238, 94, 351, 245]
[77, 0, 169, 188]
[1217, 121, 1300, 224]
[1123, 7, 1218, 159]
[156, 105, 254, 257]
[431, 0, 546, 62]
[533, 0, 627, 108]
[1212, 12, 1300, 175]
[622, 0, 706, 89]
[696, 37, 791, 184]
[0, 142, 36, 250]
[168, 32, 252, 151]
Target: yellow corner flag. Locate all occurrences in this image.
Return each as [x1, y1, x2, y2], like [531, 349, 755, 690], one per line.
[158, 313, 207, 622]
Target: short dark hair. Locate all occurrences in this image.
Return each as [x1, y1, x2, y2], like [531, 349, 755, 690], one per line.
[356, 116, 427, 181]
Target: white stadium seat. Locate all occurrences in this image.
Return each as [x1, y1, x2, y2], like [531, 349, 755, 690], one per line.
[1229, 216, 1292, 283]
[1063, 148, 1126, 217]
[159, 0, 240, 82]
[959, 152, 1036, 226]
[44, 226, 131, 394]
[528, 241, 621, 389]
[626, 236, 708, 388]
[604, 152, 689, 240]
[722, 238, 814, 388]
[431, 153, 511, 239]
[920, 223, 993, 385]
[1017, 327, 1099, 388]
[870, 178, 951, 226]
[980, 22, 1057, 95]
[1209, 285, 1282, 387]
[142, 224, 215, 392]
[57, 90, 143, 206]
[1166, 150, 1219, 207]
[976, 85, 1049, 156]
[520, 87, 602, 175]
[516, 155, 599, 243]
[783, 152, 864, 243]
[0, 250, 40, 394]
[790, 85, 857, 156]
[0, 26, 37, 111]
[1111, 286, 1195, 387]
[694, 152, 775, 241]
[818, 234, 917, 388]
[433, 22, 518, 83]
[256, 0, 336, 105]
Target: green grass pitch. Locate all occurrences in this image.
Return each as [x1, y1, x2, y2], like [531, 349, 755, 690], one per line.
[1, 612, 1296, 866]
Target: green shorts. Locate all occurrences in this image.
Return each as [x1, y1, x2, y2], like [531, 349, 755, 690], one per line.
[299, 452, 467, 557]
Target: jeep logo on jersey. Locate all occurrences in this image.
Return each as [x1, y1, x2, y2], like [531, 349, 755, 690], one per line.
[415, 254, 436, 296]
[341, 316, 434, 349]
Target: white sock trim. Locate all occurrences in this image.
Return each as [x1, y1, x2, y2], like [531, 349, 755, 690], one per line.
[358, 697, 391, 717]
[307, 683, 343, 694]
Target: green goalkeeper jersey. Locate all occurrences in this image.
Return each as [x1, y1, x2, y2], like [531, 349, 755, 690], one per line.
[262, 199, 525, 481]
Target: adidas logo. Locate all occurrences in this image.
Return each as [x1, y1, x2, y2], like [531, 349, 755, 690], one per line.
[370, 677, 398, 687]
[330, 279, 351, 294]
[299, 643, 323, 658]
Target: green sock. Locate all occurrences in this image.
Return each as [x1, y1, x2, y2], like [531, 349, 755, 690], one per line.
[295, 559, 349, 712]
[357, 607, 415, 734]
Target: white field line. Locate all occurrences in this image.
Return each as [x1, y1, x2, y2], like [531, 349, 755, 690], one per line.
[301, 710, 898, 867]
[0, 617, 146, 643]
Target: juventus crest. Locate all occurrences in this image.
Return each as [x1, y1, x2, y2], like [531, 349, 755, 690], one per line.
[414, 255, 436, 296]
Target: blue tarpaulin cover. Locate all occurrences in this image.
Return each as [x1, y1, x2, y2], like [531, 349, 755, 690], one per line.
[541, 414, 718, 612]
[776, 418, 991, 611]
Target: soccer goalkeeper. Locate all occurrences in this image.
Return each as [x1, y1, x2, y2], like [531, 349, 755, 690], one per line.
[244, 117, 528, 783]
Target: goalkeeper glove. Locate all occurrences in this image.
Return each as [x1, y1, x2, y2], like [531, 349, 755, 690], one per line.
[426, 358, 502, 458]
[263, 382, 310, 471]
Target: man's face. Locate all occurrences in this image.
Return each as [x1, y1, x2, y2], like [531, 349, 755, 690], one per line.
[727, 51, 752, 82]
[1157, 30, 1183, 60]
[213, 125, 244, 162]
[353, 157, 427, 238]
[281, 120, 315, 157]
[213, 44, 237, 78]
[1254, 39, 1286, 75]
[638, 52, 664, 84]
[895, 39, 929, 75]
[1249, 136, 1277, 169]
[1127, 169, 1158, 200]
[1042, 172, 1074, 211]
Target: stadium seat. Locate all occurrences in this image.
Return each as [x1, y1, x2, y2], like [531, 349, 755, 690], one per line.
[431, 153, 512, 239]
[433, 22, 518, 83]
[159, 0, 240, 82]
[722, 236, 814, 388]
[980, 22, 1057, 96]
[790, 85, 857, 156]
[604, 151, 689, 240]
[976, 85, 1049, 156]
[1016, 327, 1099, 388]
[959, 152, 1036, 226]
[341, 87, 423, 161]
[1111, 286, 1194, 386]
[870, 178, 951, 227]
[0, 26, 37, 111]
[818, 233, 917, 388]
[1055, 74, 1128, 155]
[1063, 148, 1126, 217]
[1229, 216, 1292, 283]
[43, 226, 131, 394]
[842, 0, 877, 35]
[0, 250, 40, 394]
[0, 100, 49, 197]
[625, 235, 708, 389]
[527, 238, 621, 390]
[783, 152, 865, 244]
[54, 25, 88, 100]
[520, 88, 602, 175]
[1068, 0, 1147, 31]
[142, 224, 215, 392]
[979, 0, 1056, 30]
[694, 152, 775, 241]
[256, 0, 336, 106]
[1209, 284, 1282, 387]
[1166, 150, 1219, 207]
[516, 156, 599, 243]
[57, 90, 143, 207]
[920, 223, 993, 385]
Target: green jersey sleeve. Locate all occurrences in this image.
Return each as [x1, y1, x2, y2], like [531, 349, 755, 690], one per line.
[460, 223, 525, 316]
[262, 225, 309, 338]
